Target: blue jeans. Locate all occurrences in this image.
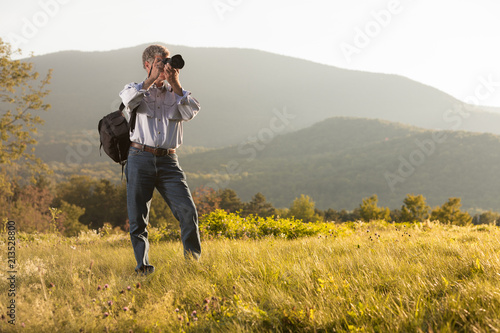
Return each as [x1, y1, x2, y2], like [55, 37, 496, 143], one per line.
[125, 146, 201, 272]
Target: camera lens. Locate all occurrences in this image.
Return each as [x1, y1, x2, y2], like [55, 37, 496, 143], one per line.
[162, 54, 185, 69]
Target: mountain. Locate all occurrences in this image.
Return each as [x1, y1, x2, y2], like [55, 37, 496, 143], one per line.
[25, 45, 500, 212]
[29, 44, 500, 152]
[180, 117, 500, 212]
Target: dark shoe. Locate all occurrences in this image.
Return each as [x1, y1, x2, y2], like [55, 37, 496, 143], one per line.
[136, 265, 155, 276]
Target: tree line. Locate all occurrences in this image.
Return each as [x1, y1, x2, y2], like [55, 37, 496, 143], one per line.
[1, 174, 497, 236]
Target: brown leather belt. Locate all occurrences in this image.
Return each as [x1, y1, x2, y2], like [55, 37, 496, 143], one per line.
[130, 142, 176, 156]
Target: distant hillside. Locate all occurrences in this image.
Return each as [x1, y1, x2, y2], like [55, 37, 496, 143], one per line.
[180, 117, 500, 212]
[29, 44, 500, 151]
[27, 44, 500, 212]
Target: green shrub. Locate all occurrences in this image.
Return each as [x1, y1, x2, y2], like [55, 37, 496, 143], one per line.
[198, 209, 340, 240]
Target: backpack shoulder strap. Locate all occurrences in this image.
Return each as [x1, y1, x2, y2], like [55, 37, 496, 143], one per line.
[121, 103, 140, 132]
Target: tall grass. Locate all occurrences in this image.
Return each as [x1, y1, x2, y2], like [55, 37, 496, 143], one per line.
[1, 219, 500, 332]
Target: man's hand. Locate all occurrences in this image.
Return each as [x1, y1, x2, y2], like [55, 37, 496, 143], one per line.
[165, 63, 183, 96]
[143, 58, 164, 90]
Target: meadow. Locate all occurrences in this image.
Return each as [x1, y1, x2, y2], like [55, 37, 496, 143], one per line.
[1, 212, 500, 332]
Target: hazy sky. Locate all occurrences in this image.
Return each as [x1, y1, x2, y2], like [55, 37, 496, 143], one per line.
[1, 0, 500, 108]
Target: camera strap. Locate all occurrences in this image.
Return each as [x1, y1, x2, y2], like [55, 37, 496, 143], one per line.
[148, 64, 153, 78]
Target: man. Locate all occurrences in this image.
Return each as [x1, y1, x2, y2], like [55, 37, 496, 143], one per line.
[119, 44, 201, 275]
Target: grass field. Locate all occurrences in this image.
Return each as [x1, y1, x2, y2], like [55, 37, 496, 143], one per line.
[1, 218, 500, 332]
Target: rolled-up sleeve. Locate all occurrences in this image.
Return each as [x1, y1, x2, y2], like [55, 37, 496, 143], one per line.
[119, 82, 148, 119]
[176, 89, 200, 121]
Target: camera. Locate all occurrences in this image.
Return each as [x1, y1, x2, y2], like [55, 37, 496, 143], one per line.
[162, 54, 185, 69]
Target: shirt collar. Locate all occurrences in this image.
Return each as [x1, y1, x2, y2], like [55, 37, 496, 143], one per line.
[151, 81, 173, 92]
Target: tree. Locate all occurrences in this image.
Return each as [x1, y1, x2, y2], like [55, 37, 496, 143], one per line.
[339, 208, 361, 223]
[218, 188, 244, 213]
[192, 186, 221, 217]
[430, 197, 472, 226]
[243, 192, 276, 217]
[0, 39, 52, 179]
[359, 195, 390, 222]
[315, 208, 339, 222]
[390, 208, 402, 223]
[53, 176, 127, 229]
[11, 181, 54, 232]
[400, 194, 430, 222]
[288, 194, 321, 222]
[58, 200, 88, 236]
[473, 211, 500, 225]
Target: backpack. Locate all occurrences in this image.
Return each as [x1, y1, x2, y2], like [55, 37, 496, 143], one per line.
[98, 103, 139, 166]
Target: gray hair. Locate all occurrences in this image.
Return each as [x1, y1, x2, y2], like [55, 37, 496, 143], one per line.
[142, 44, 170, 69]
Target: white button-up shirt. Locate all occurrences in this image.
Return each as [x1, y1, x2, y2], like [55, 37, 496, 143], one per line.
[119, 81, 200, 149]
